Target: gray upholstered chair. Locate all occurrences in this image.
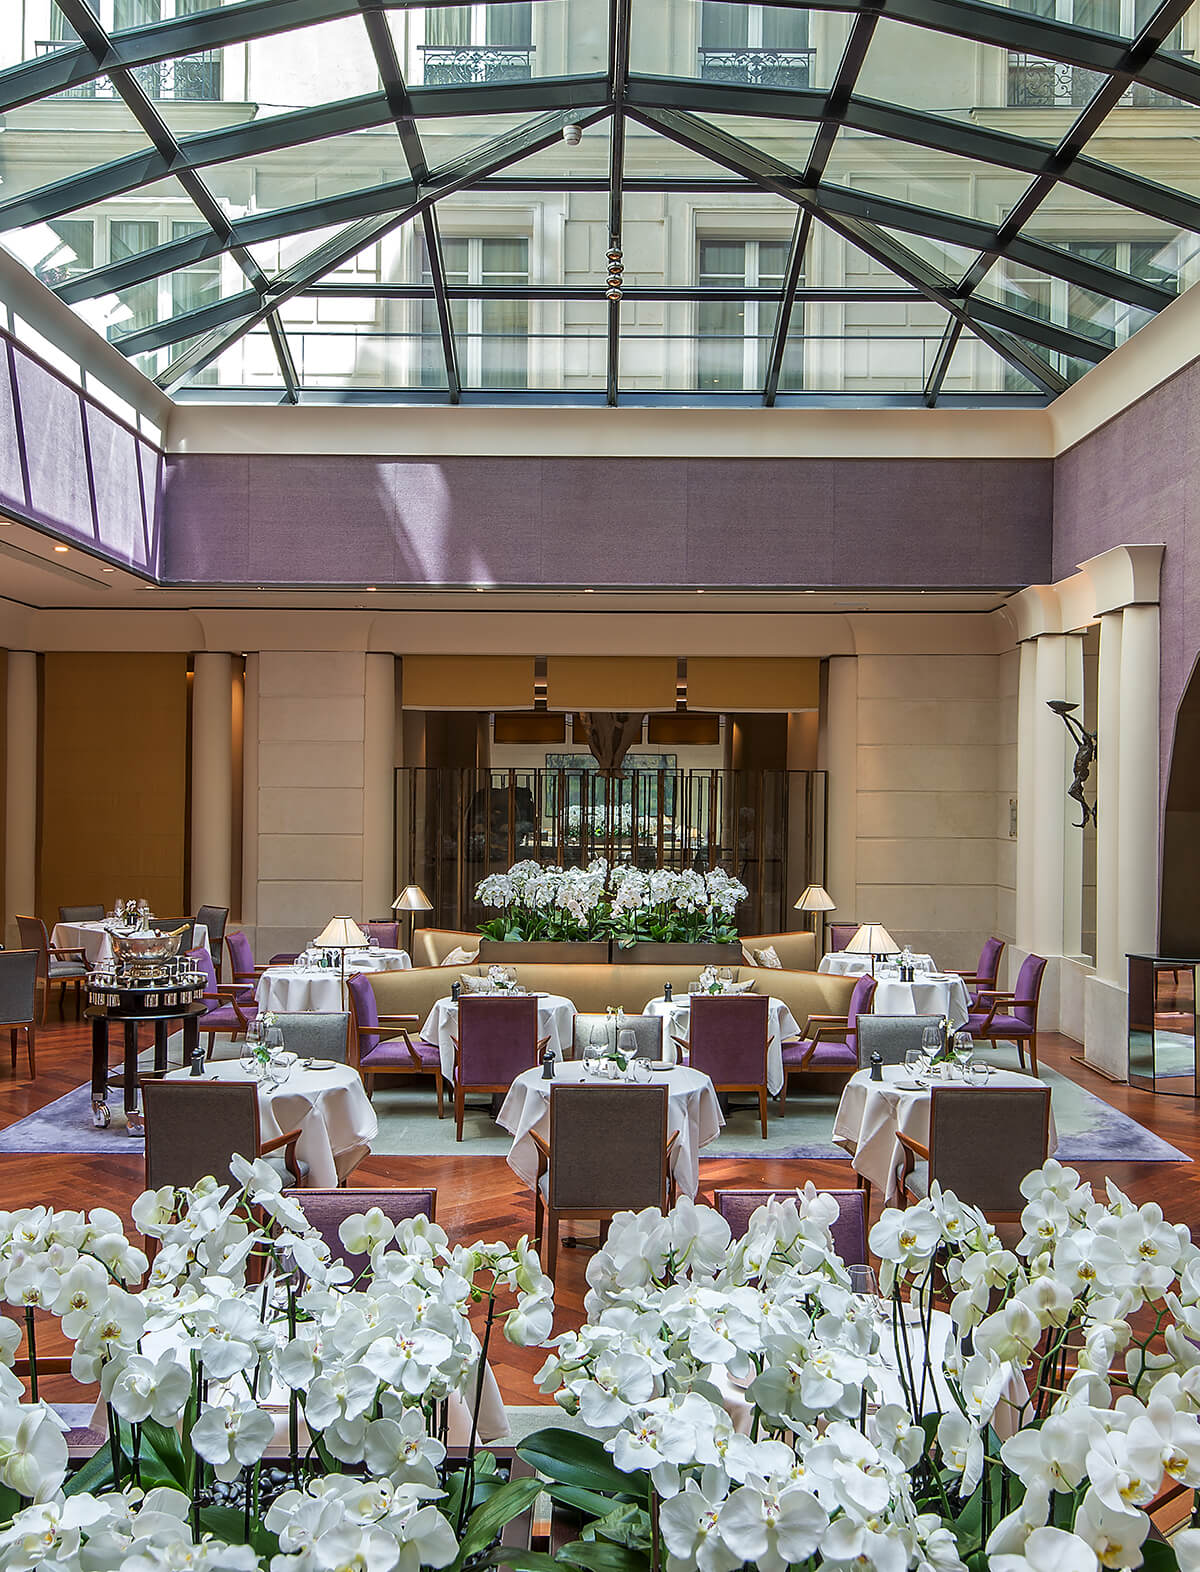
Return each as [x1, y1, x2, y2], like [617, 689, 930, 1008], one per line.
[676, 993, 770, 1138]
[0, 950, 38, 1078]
[572, 1013, 664, 1060]
[16, 915, 86, 1023]
[283, 1187, 435, 1275]
[712, 1187, 868, 1267]
[898, 1085, 1052, 1220]
[57, 905, 104, 923]
[196, 906, 230, 977]
[141, 1078, 307, 1194]
[270, 1012, 351, 1063]
[855, 1014, 944, 1068]
[532, 1084, 674, 1277]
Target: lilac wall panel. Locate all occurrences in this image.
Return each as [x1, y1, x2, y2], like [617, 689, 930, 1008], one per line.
[161, 453, 1052, 589]
[1053, 360, 1200, 821]
[138, 440, 162, 574]
[12, 349, 93, 539]
[86, 403, 146, 567]
[0, 350, 28, 514]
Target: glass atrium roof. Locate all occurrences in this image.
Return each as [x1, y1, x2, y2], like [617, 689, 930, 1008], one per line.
[1, 0, 1198, 405]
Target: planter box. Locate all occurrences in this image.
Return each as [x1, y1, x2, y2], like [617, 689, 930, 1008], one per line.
[478, 940, 611, 963]
[612, 941, 744, 966]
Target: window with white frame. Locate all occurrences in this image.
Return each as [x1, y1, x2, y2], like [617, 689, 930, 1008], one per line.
[1007, 0, 1185, 105]
[417, 235, 530, 389]
[696, 238, 802, 393]
[698, 4, 811, 88]
[48, 0, 222, 99]
[420, 4, 533, 84]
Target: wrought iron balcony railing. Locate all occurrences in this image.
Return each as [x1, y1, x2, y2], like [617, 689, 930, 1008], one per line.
[1007, 50, 1193, 107]
[36, 40, 221, 100]
[418, 44, 534, 85]
[697, 46, 815, 89]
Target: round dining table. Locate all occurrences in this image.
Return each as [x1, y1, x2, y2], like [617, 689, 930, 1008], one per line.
[256, 949, 411, 1014]
[497, 1060, 724, 1200]
[832, 1063, 1057, 1205]
[643, 993, 801, 1097]
[819, 952, 934, 978]
[869, 971, 971, 1029]
[52, 919, 210, 968]
[164, 1058, 378, 1188]
[421, 992, 576, 1081]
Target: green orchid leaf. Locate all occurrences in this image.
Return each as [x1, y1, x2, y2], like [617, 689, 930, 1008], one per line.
[516, 1429, 647, 1499]
[452, 1476, 545, 1572]
[555, 1540, 652, 1572]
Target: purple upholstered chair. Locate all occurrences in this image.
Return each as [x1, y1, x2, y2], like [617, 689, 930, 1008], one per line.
[678, 994, 770, 1138]
[712, 1187, 868, 1267]
[224, 931, 260, 999]
[779, 975, 877, 1114]
[968, 952, 1047, 1075]
[363, 921, 400, 949]
[346, 972, 443, 1114]
[827, 923, 860, 953]
[953, 936, 1006, 1012]
[282, 1187, 435, 1276]
[188, 946, 258, 1058]
[453, 994, 543, 1142]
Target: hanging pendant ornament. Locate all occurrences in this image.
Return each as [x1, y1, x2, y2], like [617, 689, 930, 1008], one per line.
[606, 246, 624, 302]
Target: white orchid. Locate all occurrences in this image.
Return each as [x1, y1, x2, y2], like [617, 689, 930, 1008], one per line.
[190, 1401, 275, 1482]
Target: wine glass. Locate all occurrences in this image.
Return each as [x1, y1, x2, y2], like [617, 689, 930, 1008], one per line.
[921, 1025, 942, 1075]
[952, 1031, 974, 1078]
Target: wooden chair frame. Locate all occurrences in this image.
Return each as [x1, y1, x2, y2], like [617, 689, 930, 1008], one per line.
[970, 986, 1043, 1075]
[16, 916, 85, 1025]
[778, 978, 877, 1115]
[0, 950, 38, 1078]
[451, 1028, 548, 1140]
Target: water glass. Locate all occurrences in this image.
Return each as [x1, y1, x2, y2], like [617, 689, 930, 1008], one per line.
[848, 1264, 885, 1320]
[952, 1031, 974, 1077]
[688, 981, 701, 995]
[904, 1048, 923, 1080]
[968, 1061, 990, 1085]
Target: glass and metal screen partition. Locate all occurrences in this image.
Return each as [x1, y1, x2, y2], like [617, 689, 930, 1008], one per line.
[1128, 953, 1198, 1094]
[395, 766, 827, 933]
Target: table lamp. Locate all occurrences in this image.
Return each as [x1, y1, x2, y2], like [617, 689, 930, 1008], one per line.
[312, 916, 368, 1006]
[794, 883, 835, 954]
[392, 884, 433, 958]
[845, 922, 899, 977]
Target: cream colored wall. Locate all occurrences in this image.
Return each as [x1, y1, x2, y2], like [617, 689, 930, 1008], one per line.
[253, 651, 372, 962]
[995, 647, 1020, 947]
[849, 626, 1012, 971]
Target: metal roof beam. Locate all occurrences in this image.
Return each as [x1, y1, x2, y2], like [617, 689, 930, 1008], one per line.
[266, 311, 301, 403]
[924, 318, 963, 406]
[420, 209, 461, 402]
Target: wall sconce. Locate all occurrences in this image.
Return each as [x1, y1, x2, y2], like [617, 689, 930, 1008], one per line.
[1047, 699, 1098, 828]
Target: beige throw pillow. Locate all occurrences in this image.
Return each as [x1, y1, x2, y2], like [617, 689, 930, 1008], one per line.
[724, 979, 755, 993]
[440, 945, 479, 966]
[458, 972, 495, 992]
[755, 945, 783, 970]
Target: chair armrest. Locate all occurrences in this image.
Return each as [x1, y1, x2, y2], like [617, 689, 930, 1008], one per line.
[259, 1126, 304, 1181]
[537, 1035, 551, 1053]
[804, 1013, 849, 1027]
[530, 1131, 550, 1162]
[50, 946, 88, 964]
[951, 970, 981, 983]
[379, 1014, 421, 1027]
[665, 1131, 679, 1157]
[974, 990, 1014, 1003]
[897, 1131, 929, 1160]
[809, 1021, 852, 1045]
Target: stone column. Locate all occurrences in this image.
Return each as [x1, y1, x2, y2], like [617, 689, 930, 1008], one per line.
[1014, 638, 1038, 957]
[190, 652, 234, 912]
[1094, 611, 1124, 984]
[821, 656, 858, 924]
[240, 653, 259, 929]
[1116, 603, 1160, 962]
[4, 651, 37, 947]
[362, 653, 396, 922]
[1030, 633, 1073, 962]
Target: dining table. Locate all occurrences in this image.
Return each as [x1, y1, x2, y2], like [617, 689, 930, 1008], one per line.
[643, 992, 801, 1097]
[832, 1063, 1058, 1205]
[421, 992, 577, 1081]
[497, 1060, 724, 1200]
[164, 1057, 378, 1187]
[255, 948, 411, 1014]
[52, 919, 210, 968]
[819, 952, 935, 978]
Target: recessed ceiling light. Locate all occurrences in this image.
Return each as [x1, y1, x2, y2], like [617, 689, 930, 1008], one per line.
[366, 585, 377, 592]
[100, 567, 116, 573]
[696, 588, 705, 595]
[584, 588, 594, 594]
[53, 544, 68, 553]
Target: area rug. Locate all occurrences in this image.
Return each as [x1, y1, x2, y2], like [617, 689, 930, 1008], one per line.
[0, 1048, 1187, 1166]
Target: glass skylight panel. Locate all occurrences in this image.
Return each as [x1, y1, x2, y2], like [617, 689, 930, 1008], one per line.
[630, 0, 845, 89]
[0, 78, 156, 202]
[387, 0, 609, 87]
[824, 127, 1034, 224]
[202, 129, 413, 231]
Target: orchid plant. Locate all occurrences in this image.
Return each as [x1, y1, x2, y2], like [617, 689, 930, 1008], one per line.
[475, 859, 747, 947]
[0, 1160, 554, 1571]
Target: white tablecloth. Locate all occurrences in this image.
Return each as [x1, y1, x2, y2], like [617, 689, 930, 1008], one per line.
[643, 994, 800, 1097]
[497, 1061, 724, 1200]
[165, 1059, 377, 1188]
[256, 951, 411, 1014]
[870, 973, 971, 1029]
[422, 993, 576, 1081]
[820, 953, 934, 977]
[832, 1064, 1057, 1204]
[52, 920, 209, 967]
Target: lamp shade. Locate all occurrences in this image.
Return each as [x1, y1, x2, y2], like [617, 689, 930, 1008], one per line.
[313, 916, 368, 948]
[392, 885, 433, 913]
[795, 884, 835, 913]
[845, 923, 899, 956]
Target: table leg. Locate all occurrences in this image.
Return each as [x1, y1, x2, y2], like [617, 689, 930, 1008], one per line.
[90, 1016, 111, 1128]
[182, 1015, 199, 1072]
[124, 1020, 143, 1136]
[153, 1018, 169, 1074]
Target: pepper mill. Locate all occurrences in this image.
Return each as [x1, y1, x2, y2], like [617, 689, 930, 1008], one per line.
[189, 1038, 206, 1077]
[663, 981, 673, 1002]
[451, 981, 460, 1002]
[869, 1051, 883, 1082]
[541, 1044, 555, 1079]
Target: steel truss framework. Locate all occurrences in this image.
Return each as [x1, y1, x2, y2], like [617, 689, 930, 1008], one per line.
[1, 0, 1197, 403]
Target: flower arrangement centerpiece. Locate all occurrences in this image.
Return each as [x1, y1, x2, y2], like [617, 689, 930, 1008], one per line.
[486, 965, 520, 993]
[517, 1162, 1200, 1572]
[0, 1159, 554, 1571]
[475, 859, 747, 949]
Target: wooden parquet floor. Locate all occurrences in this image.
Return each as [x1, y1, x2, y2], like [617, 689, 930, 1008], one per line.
[4, 1013, 1199, 1405]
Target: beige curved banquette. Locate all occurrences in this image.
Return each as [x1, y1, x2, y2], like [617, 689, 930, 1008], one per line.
[366, 959, 855, 1040]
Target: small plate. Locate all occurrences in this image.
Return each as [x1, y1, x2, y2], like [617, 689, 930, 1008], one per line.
[303, 1058, 337, 1070]
[647, 1060, 675, 1071]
